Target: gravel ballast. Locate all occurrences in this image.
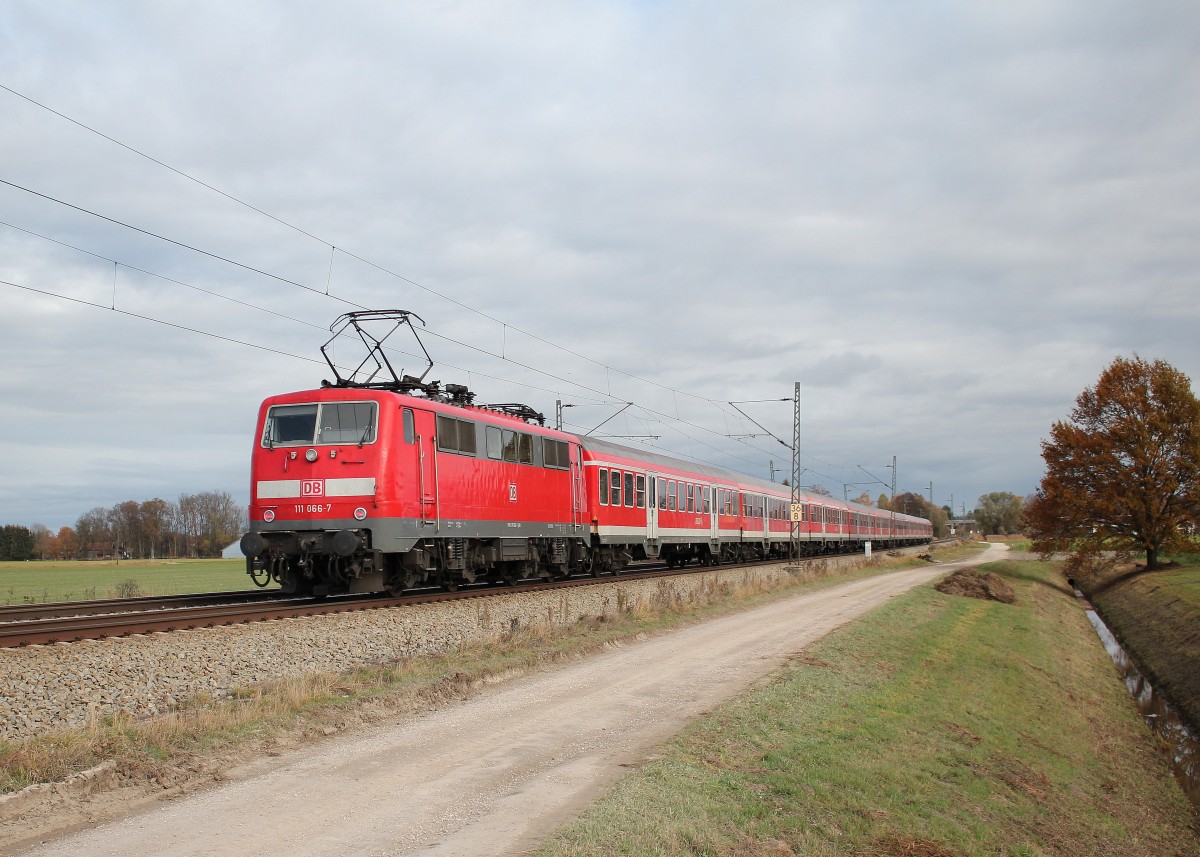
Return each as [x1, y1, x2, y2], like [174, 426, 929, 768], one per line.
[0, 556, 868, 741]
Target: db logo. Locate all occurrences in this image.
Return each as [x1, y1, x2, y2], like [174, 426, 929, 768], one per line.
[508, 483, 518, 502]
[301, 479, 325, 497]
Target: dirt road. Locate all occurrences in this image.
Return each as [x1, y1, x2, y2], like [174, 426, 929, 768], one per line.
[14, 545, 1005, 856]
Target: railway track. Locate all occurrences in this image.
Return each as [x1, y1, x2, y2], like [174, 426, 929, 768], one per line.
[1, 542, 948, 648]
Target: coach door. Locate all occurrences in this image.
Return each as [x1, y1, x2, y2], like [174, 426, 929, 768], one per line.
[646, 475, 659, 541]
[709, 486, 720, 541]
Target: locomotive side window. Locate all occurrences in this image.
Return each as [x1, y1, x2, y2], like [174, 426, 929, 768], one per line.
[543, 438, 569, 469]
[624, 472, 635, 507]
[610, 470, 622, 507]
[263, 404, 318, 446]
[636, 474, 646, 508]
[436, 415, 478, 455]
[486, 426, 503, 460]
[402, 408, 415, 444]
[317, 402, 377, 445]
[502, 430, 518, 462]
[599, 469, 609, 505]
[518, 433, 534, 465]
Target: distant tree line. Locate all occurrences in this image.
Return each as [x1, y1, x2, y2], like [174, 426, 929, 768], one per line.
[0, 525, 38, 561]
[8, 491, 247, 561]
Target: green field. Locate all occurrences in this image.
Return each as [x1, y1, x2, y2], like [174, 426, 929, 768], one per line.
[534, 559, 1199, 857]
[0, 558, 269, 604]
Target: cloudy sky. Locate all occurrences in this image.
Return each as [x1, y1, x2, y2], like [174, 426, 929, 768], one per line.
[2, 1, 1198, 529]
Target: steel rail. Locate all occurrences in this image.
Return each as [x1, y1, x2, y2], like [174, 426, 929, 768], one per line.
[0, 590, 286, 623]
[1, 540, 944, 648]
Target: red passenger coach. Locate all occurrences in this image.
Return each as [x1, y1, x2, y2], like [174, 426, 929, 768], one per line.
[240, 311, 932, 595]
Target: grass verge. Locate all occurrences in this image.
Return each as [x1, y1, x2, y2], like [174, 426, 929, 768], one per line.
[0, 546, 979, 798]
[532, 558, 1200, 857]
[0, 559, 270, 604]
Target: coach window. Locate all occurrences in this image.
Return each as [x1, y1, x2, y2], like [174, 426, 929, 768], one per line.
[611, 470, 622, 507]
[624, 472, 635, 507]
[486, 426, 503, 460]
[668, 480, 677, 511]
[635, 474, 646, 508]
[704, 487, 711, 514]
[599, 469, 609, 505]
[657, 477, 667, 510]
[402, 408, 415, 445]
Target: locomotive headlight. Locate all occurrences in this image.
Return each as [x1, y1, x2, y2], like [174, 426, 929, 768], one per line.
[263, 509, 276, 522]
[354, 507, 368, 521]
[305, 448, 318, 462]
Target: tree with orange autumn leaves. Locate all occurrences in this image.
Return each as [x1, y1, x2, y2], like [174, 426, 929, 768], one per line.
[1026, 355, 1200, 572]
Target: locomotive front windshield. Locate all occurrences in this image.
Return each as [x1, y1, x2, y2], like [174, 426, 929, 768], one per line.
[262, 401, 377, 446]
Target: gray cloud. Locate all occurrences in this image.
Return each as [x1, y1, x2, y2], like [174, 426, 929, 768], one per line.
[2, 1, 1198, 526]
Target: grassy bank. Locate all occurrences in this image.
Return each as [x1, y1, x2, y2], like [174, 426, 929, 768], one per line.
[1083, 558, 1200, 733]
[533, 559, 1199, 857]
[0, 558, 266, 604]
[1, 547, 976, 798]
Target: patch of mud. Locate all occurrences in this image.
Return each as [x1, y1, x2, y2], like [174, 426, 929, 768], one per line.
[934, 569, 1016, 605]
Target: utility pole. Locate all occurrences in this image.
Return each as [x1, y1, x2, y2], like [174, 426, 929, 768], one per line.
[769, 460, 778, 482]
[790, 382, 801, 563]
[927, 481, 933, 505]
[890, 455, 897, 541]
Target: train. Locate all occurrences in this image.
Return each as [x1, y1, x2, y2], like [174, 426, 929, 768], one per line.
[239, 311, 932, 596]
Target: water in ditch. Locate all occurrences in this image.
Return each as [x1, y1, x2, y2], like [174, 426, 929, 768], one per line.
[1080, 598, 1200, 809]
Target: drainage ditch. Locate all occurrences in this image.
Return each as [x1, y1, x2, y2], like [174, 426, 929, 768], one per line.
[1080, 594, 1199, 809]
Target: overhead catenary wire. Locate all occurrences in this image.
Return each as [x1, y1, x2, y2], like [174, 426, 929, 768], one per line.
[0, 83, 857, 482]
[0, 182, 816, 477]
[0, 81, 721, 407]
[1, 278, 325, 365]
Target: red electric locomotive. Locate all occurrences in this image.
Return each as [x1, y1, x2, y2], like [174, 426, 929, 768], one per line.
[239, 311, 932, 595]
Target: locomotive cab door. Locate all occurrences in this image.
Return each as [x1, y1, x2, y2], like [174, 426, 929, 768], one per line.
[570, 444, 584, 532]
[411, 408, 438, 529]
